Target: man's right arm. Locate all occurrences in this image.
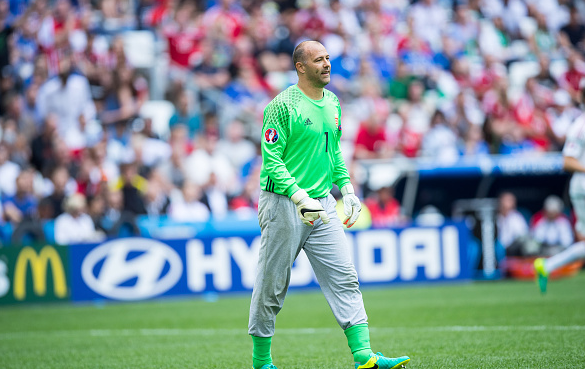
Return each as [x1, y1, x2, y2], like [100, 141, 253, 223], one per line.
[261, 101, 301, 197]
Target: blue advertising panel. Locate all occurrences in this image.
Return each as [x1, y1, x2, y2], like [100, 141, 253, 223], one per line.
[69, 222, 471, 302]
[417, 153, 564, 178]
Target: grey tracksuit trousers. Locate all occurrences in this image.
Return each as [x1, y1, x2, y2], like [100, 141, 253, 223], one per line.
[248, 190, 368, 337]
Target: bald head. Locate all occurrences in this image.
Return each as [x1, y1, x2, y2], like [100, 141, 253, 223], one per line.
[293, 41, 323, 74]
[293, 40, 331, 93]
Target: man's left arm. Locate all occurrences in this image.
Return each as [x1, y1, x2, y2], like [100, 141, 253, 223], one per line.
[331, 104, 351, 190]
[331, 109, 360, 228]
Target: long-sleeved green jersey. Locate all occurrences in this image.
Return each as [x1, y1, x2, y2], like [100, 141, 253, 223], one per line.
[260, 84, 351, 198]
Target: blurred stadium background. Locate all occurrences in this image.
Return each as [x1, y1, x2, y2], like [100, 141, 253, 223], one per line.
[1, 0, 585, 367]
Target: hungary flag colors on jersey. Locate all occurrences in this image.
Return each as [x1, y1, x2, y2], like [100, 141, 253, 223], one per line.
[260, 84, 351, 198]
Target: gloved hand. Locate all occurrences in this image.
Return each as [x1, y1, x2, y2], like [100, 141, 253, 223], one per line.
[291, 189, 330, 226]
[341, 184, 361, 228]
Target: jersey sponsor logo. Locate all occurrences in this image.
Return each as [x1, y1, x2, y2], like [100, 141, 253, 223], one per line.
[264, 128, 279, 144]
[304, 118, 313, 126]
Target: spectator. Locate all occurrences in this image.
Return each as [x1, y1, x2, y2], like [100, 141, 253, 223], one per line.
[201, 172, 228, 220]
[3, 91, 36, 140]
[3, 170, 38, 224]
[446, 1, 479, 56]
[132, 130, 172, 171]
[169, 180, 210, 222]
[415, 205, 445, 226]
[398, 80, 432, 157]
[54, 193, 103, 245]
[531, 195, 574, 254]
[98, 189, 123, 233]
[460, 124, 490, 156]
[230, 176, 259, 216]
[559, 51, 585, 102]
[192, 40, 231, 113]
[353, 112, 390, 160]
[530, 12, 556, 55]
[41, 165, 74, 218]
[421, 110, 459, 163]
[35, 53, 97, 149]
[0, 142, 20, 197]
[388, 61, 415, 101]
[185, 129, 237, 194]
[409, 0, 448, 49]
[404, 80, 431, 134]
[202, 0, 247, 43]
[87, 194, 106, 232]
[75, 155, 101, 198]
[163, 1, 203, 74]
[534, 54, 558, 91]
[546, 89, 580, 150]
[478, 16, 511, 62]
[99, 65, 143, 128]
[330, 41, 361, 98]
[30, 113, 58, 175]
[513, 77, 551, 150]
[559, 7, 585, 52]
[217, 119, 256, 174]
[90, 140, 119, 185]
[144, 179, 170, 217]
[140, 117, 160, 140]
[499, 125, 537, 155]
[0, 0, 15, 73]
[112, 161, 147, 215]
[397, 18, 436, 77]
[364, 186, 402, 228]
[496, 192, 529, 255]
[158, 142, 187, 189]
[98, 0, 136, 32]
[10, 128, 31, 169]
[446, 90, 484, 136]
[169, 89, 201, 139]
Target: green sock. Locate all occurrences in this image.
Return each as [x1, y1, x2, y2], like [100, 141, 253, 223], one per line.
[344, 324, 373, 364]
[251, 335, 272, 369]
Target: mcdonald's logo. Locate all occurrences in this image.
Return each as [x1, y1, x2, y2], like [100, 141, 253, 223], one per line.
[13, 246, 67, 301]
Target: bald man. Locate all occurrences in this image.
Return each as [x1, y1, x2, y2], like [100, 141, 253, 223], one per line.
[248, 41, 410, 369]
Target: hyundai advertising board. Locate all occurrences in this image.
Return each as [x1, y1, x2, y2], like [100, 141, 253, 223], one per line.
[69, 223, 470, 302]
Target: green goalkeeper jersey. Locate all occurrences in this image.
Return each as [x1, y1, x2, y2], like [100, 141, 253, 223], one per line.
[260, 84, 351, 198]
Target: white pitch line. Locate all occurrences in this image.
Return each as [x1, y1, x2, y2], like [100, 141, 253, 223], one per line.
[1, 326, 585, 341]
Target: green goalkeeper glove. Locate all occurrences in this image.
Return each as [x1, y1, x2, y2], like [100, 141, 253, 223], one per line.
[291, 189, 330, 226]
[341, 184, 361, 228]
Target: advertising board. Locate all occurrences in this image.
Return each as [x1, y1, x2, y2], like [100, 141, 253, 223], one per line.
[0, 245, 70, 304]
[69, 223, 470, 302]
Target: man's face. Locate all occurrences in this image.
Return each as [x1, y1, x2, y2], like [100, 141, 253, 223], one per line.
[299, 43, 331, 88]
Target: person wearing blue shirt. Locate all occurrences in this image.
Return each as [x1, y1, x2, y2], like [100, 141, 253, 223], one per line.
[2, 170, 38, 222]
[169, 89, 201, 138]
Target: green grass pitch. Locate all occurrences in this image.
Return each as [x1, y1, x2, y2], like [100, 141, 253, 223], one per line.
[1, 273, 585, 368]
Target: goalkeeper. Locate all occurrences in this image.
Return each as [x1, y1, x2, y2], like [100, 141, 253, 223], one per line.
[248, 40, 410, 369]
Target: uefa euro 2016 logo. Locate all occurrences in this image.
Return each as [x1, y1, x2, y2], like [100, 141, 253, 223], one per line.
[264, 128, 279, 144]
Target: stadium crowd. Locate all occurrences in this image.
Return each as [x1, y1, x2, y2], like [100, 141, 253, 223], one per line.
[0, 0, 584, 245]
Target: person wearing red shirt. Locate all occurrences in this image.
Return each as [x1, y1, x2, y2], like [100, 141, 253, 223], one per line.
[354, 116, 390, 159]
[365, 186, 402, 228]
[561, 51, 585, 101]
[163, 2, 205, 70]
